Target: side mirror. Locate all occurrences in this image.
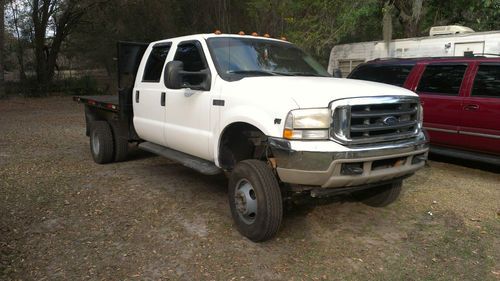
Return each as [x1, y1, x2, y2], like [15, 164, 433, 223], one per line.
[164, 61, 184, 89]
[164, 60, 211, 91]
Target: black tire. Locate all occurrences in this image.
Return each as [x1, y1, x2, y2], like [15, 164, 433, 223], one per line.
[228, 160, 283, 242]
[90, 121, 114, 164]
[353, 180, 403, 207]
[110, 122, 129, 162]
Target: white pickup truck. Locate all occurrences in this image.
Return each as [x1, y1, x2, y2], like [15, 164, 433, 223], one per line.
[75, 33, 429, 242]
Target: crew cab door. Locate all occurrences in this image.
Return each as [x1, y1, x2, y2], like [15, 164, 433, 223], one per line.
[133, 43, 172, 146]
[415, 63, 468, 148]
[458, 62, 500, 155]
[163, 40, 214, 161]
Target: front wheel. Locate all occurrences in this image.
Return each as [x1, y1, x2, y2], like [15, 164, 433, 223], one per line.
[228, 160, 283, 242]
[353, 180, 403, 207]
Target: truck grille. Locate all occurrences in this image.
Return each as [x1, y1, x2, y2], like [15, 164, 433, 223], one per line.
[331, 96, 421, 145]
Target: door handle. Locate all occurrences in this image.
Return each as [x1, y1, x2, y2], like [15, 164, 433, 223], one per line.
[135, 91, 140, 103]
[463, 104, 479, 111]
[161, 92, 166, 106]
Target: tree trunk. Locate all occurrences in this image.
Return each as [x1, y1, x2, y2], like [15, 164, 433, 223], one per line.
[11, 1, 27, 81]
[0, 0, 5, 99]
[395, 0, 423, 38]
[33, 0, 49, 91]
[383, 1, 393, 56]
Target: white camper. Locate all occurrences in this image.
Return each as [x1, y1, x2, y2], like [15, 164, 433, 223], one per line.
[328, 26, 500, 77]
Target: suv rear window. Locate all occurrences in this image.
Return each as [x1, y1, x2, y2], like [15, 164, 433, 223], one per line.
[472, 64, 500, 98]
[349, 64, 414, 87]
[417, 64, 467, 95]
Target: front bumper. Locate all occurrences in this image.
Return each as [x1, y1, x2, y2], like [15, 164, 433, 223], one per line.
[269, 132, 429, 188]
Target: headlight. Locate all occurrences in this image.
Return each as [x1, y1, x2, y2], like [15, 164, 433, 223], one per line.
[283, 108, 331, 140]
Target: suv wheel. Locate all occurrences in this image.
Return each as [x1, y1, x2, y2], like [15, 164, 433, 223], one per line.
[228, 160, 283, 242]
[354, 180, 402, 207]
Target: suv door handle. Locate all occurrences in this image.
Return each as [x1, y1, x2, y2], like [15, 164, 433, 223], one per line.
[463, 104, 479, 111]
[161, 92, 166, 106]
[135, 91, 140, 103]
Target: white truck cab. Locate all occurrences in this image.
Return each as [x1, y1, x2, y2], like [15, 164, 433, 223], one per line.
[76, 33, 429, 242]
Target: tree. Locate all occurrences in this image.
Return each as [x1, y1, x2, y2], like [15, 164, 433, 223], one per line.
[6, 0, 28, 81]
[424, 0, 500, 31]
[246, 0, 382, 64]
[29, 0, 101, 89]
[392, 0, 424, 37]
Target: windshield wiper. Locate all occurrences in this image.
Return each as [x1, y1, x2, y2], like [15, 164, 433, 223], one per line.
[288, 72, 329, 77]
[227, 70, 293, 76]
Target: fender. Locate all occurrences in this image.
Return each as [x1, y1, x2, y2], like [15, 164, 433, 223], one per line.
[213, 105, 287, 167]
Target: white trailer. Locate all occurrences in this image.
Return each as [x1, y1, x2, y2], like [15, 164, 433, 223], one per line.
[328, 29, 500, 77]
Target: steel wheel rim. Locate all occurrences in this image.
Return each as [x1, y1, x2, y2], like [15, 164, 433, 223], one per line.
[234, 179, 257, 224]
[92, 131, 100, 156]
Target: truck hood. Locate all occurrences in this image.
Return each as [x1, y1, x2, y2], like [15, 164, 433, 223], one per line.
[228, 76, 417, 108]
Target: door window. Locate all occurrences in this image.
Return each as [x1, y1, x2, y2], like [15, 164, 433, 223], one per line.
[174, 42, 208, 85]
[142, 44, 171, 82]
[471, 64, 500, 98]
[417, 64, 467, 95]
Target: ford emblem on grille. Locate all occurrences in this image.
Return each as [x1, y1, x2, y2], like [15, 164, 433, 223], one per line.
[383, 116, 399, 126]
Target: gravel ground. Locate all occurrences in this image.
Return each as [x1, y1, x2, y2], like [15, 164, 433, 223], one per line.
[1, 96, 499, 281]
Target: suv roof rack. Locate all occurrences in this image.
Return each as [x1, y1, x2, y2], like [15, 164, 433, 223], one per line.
[368, 55, 500, 63]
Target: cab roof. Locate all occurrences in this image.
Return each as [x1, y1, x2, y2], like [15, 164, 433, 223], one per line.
[150, 33, 291, 46]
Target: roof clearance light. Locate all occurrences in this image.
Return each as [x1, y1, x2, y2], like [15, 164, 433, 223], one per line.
[238, 31, 245, 35]
[251, 32, 259, 36]
[280, 36, 287, 41]
[264, 33, 270, 38]
[214, 30, 222, 35]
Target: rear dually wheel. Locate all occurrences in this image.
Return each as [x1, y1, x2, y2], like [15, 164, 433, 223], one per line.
[90, 121, 114, 164]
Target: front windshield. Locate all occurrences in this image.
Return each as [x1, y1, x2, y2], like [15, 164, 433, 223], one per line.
[207, 37, 330, 80]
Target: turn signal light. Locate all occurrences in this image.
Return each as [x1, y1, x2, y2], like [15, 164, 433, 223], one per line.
[283, 129, 294, 139]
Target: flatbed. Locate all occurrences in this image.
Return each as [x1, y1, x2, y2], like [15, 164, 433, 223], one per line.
[73, 95, 119, 113]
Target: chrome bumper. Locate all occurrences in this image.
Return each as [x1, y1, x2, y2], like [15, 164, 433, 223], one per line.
[269, 132, 429, 188]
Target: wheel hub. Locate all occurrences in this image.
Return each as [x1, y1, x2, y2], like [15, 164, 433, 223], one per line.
[91, 131, 100, 155]
[234, 179, 257, 224]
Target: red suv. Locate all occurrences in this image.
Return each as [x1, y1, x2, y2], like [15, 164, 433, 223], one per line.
[348, 57, 500, 164]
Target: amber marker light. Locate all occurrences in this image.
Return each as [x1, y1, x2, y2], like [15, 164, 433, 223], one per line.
[264, 33, 270, 38]
[251, 32, 259, 36]
[214, 30, 222, 35]
[283, 129, 294, 139]
[238, 31, 245, 35]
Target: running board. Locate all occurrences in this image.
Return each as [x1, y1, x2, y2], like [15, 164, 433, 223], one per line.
[431, 146, 500, 166]
[138, 142, 222, 175]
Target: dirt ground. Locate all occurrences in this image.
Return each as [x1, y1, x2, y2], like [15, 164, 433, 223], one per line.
[1, 96, 499, 281]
